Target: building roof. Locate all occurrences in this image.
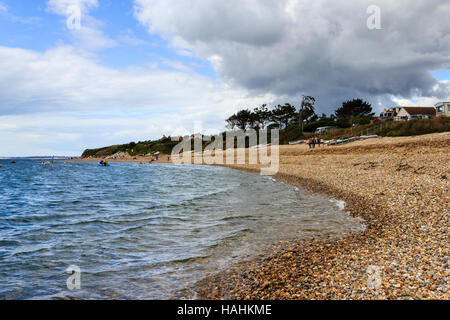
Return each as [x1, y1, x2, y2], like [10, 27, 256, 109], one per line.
[401, 107, 436, 116]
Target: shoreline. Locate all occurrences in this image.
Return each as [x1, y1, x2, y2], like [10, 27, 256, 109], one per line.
[69, 155, 173, 164]
[194, 168, 384, 299]
[70, 133, 448, 299]
[195, 133, 449, 299]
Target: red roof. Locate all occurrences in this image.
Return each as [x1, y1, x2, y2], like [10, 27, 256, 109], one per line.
[401, 107, 436, 116]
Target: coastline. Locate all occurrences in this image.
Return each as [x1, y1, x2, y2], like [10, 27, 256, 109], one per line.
[69, 155, 173, 164]
[70, 133, 449, 299]
[195, 133, 449, 299]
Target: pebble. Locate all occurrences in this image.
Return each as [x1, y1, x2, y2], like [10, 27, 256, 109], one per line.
[194, 133, 449, 300]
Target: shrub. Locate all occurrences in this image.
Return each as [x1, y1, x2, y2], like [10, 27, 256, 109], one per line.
[302, 118, 337, 132]
[351, 116, 372, 126]
[381, 117, 450, 137]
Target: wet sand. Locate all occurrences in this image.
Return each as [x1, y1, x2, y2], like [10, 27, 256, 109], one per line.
[195, 133, 449, 299]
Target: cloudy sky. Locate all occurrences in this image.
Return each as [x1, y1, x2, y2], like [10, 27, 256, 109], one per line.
[0, 0, 449, 156]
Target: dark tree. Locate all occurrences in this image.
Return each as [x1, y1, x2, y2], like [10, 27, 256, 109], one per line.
[225, 109, 255, 131]
[226, 114, 239, 130]
[335, 99, 374, 120]
[252, 104, 271, 129]
[267, 104, 297, 129]
[299, 95, 316, 131]
[308, 113, 319, 123]
[279, 103, 297, 128]
[270, 105, 284, 129]
[236, 109, 253, 130]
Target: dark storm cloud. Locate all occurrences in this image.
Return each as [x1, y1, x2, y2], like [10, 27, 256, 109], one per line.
[135, 0, 450, 112]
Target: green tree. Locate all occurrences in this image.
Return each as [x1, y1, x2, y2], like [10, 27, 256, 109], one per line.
[335, 99, 374, 121]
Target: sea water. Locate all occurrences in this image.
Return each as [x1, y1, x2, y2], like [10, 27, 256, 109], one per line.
[0, 160, 364, 299]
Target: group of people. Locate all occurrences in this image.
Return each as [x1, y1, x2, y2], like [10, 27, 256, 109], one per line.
[306, 137, 322, 149]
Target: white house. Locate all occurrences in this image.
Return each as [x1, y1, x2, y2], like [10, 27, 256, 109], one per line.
[379, 107, 401, 120]
[435, 102, 450, 117]
[395, 107, 436, 121]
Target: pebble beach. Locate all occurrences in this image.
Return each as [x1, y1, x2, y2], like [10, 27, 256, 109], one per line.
[196, 133, 449, 300]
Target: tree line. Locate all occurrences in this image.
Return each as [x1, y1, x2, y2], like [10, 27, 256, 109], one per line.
[226, 97, 374, 132]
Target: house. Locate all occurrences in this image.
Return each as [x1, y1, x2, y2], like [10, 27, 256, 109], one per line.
[379, 107, 401, 121]
[435, 102, 450, 117]
[394, 107, 436, 121]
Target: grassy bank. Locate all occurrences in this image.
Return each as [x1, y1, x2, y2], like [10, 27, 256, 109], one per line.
[320, 116, 450, 140]
[81, 117, 449, 158]
[81, 137, 180, 158]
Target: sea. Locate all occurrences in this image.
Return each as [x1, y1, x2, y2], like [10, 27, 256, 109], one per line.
[0, 159, 364, 299]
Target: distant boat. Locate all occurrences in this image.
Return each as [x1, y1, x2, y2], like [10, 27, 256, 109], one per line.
[98, 160, 110, 167]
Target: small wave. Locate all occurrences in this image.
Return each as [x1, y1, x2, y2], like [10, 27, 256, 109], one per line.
[329, 199, 346, 210]
[220, 215, 256, 221]
[0, 240, 20, 246]
[168, 255, 213, 264]
[0, 213, 75, 224]
[0, 160, 366, 300]
[10, 245, 52, 257]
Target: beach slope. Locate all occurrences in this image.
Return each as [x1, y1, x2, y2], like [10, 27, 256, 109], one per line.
[197, 133, 449, 300]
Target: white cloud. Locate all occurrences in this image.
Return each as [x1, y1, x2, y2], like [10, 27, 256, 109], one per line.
[0, 45, 273, 156]
[46, 0, 98, 16]
[133, 0, 450, 113]
[118, 29, 148, 46]
[47, 0, 116, 51]
[3, 0, 450, 156]
[0, 45, 272, 115]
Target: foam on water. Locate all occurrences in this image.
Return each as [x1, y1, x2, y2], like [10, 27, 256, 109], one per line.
[330, 199, 346, 210]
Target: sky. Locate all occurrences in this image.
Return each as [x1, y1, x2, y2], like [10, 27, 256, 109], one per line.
[0, 0, 449, 156]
